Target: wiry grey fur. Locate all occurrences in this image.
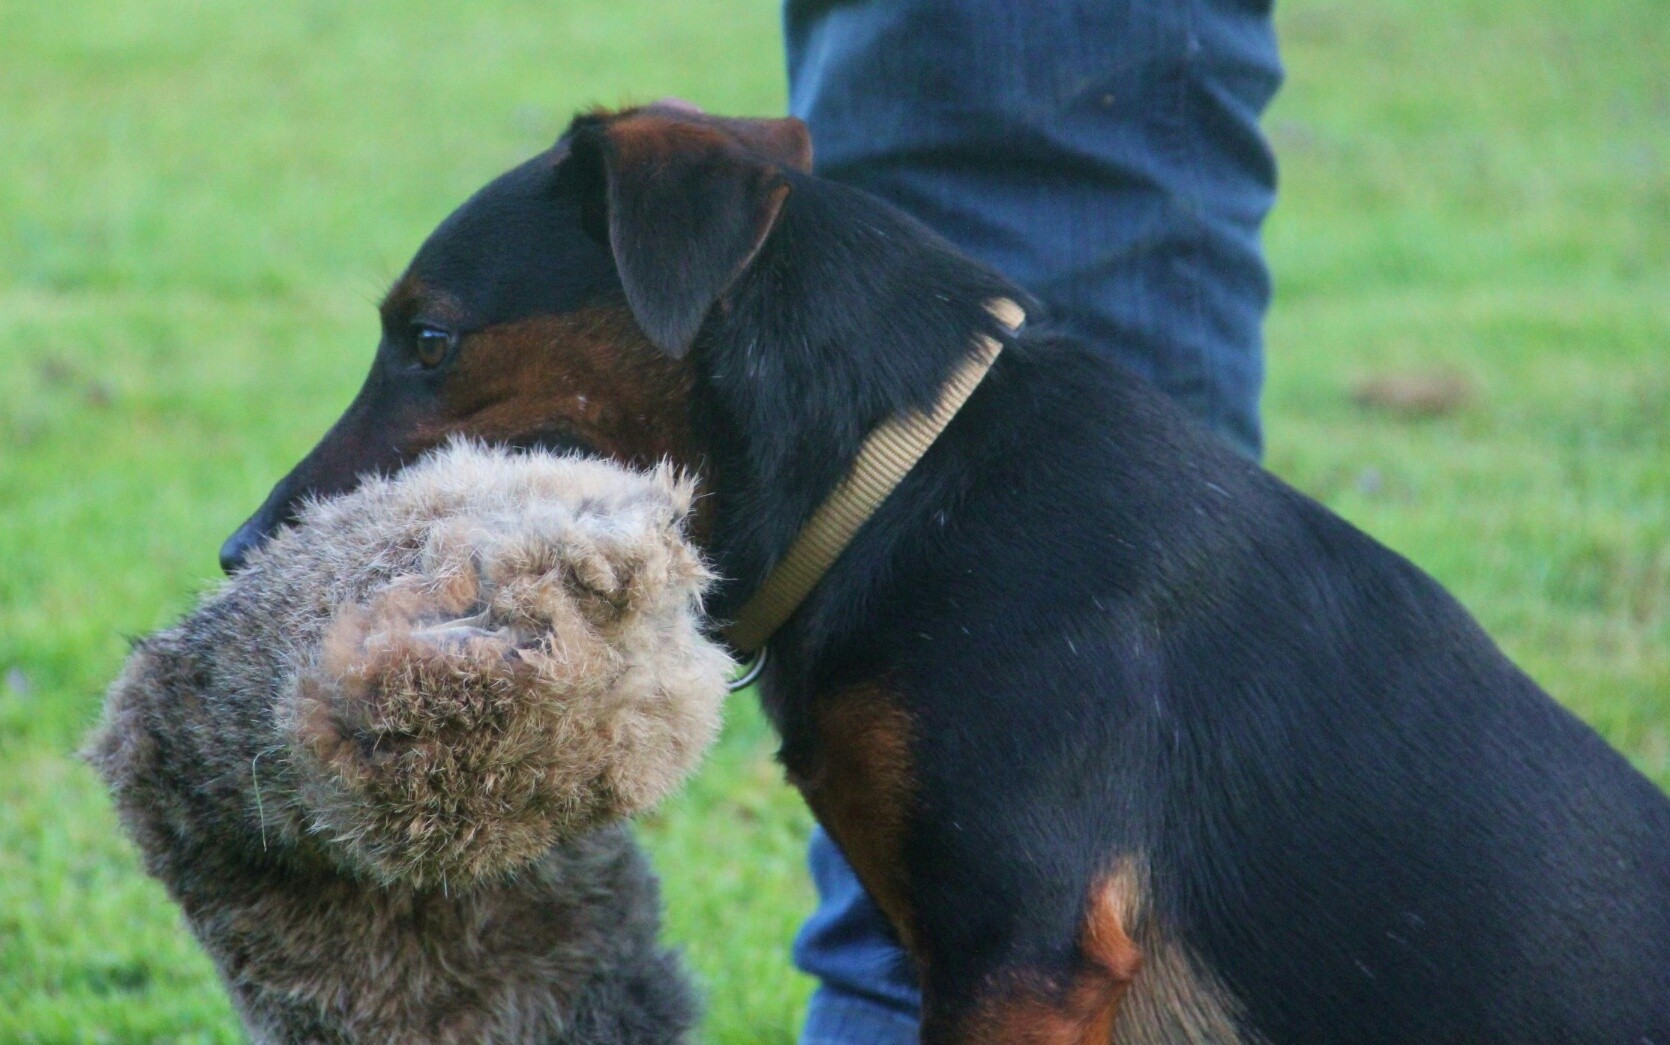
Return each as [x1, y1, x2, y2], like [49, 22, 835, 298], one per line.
[86, 442, 732, 1043]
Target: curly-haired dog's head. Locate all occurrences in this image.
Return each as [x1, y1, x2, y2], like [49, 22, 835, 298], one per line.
[87, 443, 724, 1042]
[96, 441, 729, 887]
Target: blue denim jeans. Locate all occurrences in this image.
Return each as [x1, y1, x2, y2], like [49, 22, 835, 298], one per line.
[784, 1, 1282, 1040]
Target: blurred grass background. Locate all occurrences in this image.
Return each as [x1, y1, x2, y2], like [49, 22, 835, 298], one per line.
[0, 0, 1664, 1039]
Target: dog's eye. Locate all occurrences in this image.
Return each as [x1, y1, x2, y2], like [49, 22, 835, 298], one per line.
[412, 325, 455, 368]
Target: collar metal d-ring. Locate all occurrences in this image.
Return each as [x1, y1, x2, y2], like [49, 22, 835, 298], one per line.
[728, 647, 768, 692]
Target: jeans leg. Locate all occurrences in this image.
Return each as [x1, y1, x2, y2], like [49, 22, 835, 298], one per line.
[784, 1, 1282, 1039]
[793, 827, 922, 1044]
[786, 0, 1280, 456]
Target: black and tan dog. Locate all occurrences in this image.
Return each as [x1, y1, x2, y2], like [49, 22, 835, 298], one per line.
[221, 106, 1670, 1042]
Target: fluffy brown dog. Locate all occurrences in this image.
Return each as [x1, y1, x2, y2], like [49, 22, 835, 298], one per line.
[87, 441, 731, 1043]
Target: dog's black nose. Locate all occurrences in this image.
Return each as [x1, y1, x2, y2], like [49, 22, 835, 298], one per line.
[219, 523, 265, 575]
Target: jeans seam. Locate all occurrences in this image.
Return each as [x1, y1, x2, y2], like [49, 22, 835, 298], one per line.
[1167, 0, 1216, 434]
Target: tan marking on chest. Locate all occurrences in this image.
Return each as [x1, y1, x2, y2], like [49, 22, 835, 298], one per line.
[788, 686, 919, 954]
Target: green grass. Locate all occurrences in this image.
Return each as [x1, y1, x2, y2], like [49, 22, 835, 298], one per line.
[1, 0, 1664, 1038]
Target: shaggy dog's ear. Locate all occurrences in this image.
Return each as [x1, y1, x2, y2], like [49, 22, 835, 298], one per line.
[566, 108, 809, 358]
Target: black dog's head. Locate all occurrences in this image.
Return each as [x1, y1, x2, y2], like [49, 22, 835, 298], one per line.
[221, 104, 1021, 621]
[220, 106, 812, 573]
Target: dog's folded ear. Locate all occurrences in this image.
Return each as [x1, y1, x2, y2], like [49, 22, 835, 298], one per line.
[567, 109, 810, 358]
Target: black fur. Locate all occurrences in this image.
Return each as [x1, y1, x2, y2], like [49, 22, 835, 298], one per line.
[569, 113, 796, 358]
[697, 161, 1670, 1040]
[225, 109, 1670, 1042]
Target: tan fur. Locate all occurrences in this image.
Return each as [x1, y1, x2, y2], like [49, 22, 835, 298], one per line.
[86, 441, 730, 1042]
[426, 308, 700, 474]
[961, 857, 1253, 1045]
[790, 686, 921, 954]
[1109, 858, 1255, 1045]
[633, 105, 815, 173]
[961, 863, 1142, 1045]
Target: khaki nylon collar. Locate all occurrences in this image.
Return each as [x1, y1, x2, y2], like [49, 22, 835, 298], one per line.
[723, 298, 1025, 654]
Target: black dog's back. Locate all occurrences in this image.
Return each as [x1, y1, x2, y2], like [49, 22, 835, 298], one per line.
[1168, 463, 1670, 1039]
[850, 330, 1670, 1039]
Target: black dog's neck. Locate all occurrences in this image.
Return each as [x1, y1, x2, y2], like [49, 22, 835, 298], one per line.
[688, 172, 1024, 633]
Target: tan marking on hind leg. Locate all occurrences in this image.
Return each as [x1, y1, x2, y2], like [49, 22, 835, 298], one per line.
[956, 857, 1253, 1044]
[1110, 858, 1254, 1045]
[959, 864, 1144, 1044]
